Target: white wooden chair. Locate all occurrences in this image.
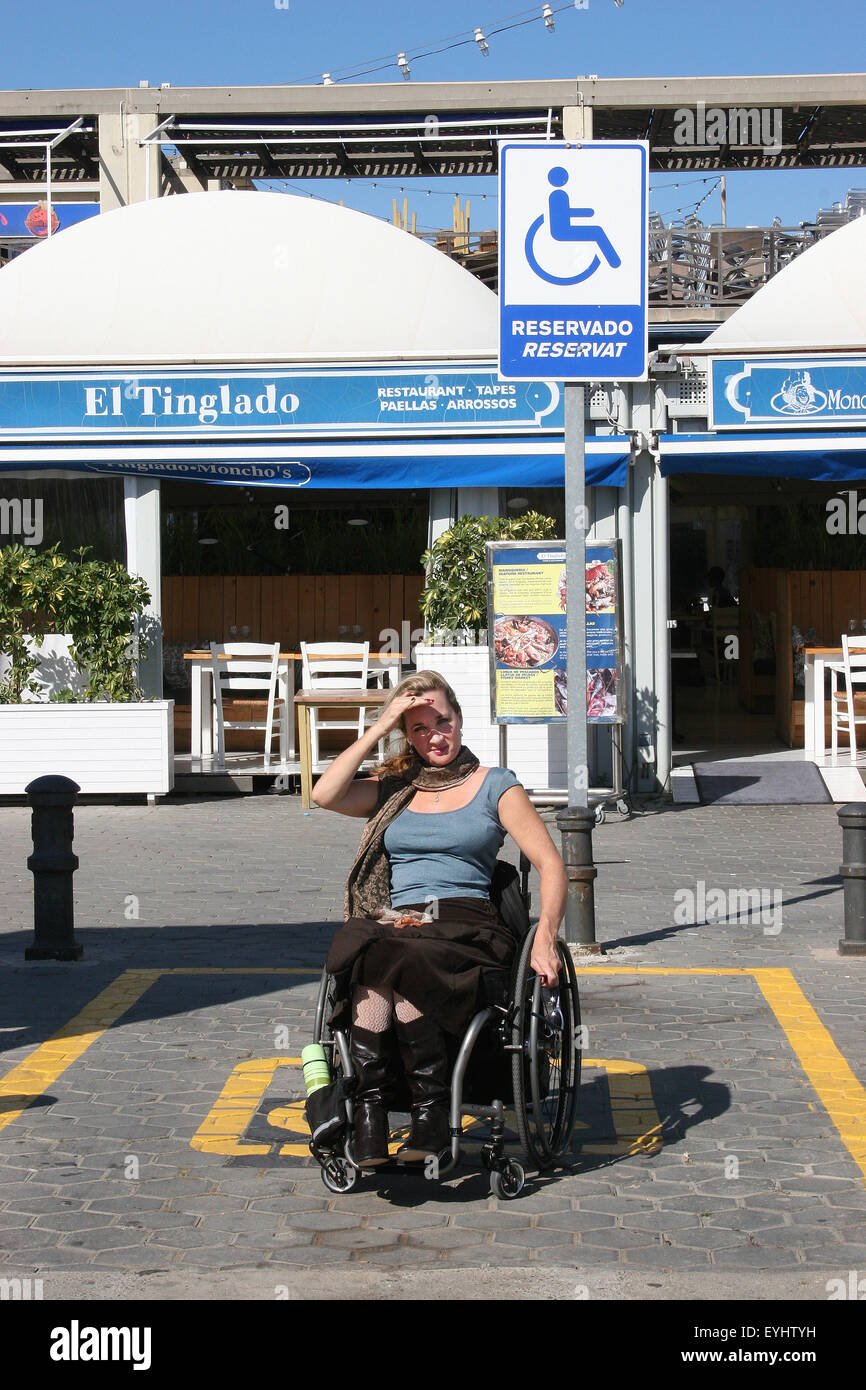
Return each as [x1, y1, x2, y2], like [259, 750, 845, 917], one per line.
[300, 641, 382, 767]
[209, 642, 282, 767]
[830, 634, 866, 761]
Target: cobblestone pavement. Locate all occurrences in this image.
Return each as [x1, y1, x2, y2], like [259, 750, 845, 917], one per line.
[1, 791, 865, 1299]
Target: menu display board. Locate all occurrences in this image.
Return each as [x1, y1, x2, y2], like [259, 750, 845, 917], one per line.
[486, 539, 623, 725]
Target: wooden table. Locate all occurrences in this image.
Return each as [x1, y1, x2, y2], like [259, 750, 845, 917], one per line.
[803, 646, 845, 759]
[183, 651, 403, 760]
[294, 689, 390, 810]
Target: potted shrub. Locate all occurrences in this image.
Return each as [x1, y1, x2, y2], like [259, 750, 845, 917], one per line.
[0, 544, 174, 797]
[415, 513, 558, 768]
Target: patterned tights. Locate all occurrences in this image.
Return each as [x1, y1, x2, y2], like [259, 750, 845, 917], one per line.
[352, 985, 422, 1031]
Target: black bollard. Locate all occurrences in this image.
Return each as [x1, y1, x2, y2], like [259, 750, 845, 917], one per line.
[838, 802, 866, 957]
[25, 775, 83, 961]
[555, 806, 599, 951]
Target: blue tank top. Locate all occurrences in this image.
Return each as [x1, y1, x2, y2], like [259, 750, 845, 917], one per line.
[383, 766, 520, 908]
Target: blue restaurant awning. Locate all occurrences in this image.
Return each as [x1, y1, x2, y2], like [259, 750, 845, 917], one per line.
[659, 431, 866, 483]
[0, 435, 631, 490]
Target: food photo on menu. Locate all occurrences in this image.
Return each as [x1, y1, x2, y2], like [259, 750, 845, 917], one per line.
[493, 615, 559, 668]
[585, 559, 615, 613]
[586, 667, 617, 719]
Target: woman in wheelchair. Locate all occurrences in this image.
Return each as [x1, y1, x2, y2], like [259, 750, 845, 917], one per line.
[312, 669, 567, 1169]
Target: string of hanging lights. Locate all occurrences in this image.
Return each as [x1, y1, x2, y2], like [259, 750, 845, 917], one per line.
[288, 1, 624, 86]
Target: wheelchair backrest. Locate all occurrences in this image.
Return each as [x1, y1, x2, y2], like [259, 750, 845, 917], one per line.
[490, 855, 532, 940]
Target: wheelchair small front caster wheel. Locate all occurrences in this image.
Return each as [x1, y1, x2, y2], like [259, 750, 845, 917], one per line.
[594, 804, 606, 827]
[616, 798, 630, 817]
[320, 1156, 358, 1194]
[490, 1159, 525, 1200]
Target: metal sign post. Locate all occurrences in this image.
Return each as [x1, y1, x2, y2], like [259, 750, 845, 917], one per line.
[559, 379, 597, 945]
[499, 138, 648, 949]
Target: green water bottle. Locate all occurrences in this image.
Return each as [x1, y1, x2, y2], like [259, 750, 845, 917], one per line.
[301, 1043, 330, 1096]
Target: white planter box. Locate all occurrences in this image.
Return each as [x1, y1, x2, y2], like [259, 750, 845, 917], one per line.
[0, 635, 88, 701]
[414, 644, 566, 794]
[0, 701, 175, 796]
[414, 645, 500, 765]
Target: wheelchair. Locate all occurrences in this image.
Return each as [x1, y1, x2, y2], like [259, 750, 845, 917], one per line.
[309, 854, 581, 1200]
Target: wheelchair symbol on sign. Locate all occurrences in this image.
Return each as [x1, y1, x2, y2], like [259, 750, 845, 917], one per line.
[524, 167, 621, 287]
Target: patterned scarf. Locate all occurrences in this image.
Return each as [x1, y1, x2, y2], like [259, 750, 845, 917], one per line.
[343, 743, 480, 920]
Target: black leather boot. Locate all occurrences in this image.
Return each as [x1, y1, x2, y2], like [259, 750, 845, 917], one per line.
[394, 1016, 451, 1162]
[349, 1027, 391, 1167]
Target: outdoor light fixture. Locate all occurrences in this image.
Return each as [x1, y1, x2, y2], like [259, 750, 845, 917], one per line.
[197, 536, 218, 546]
[649, 350, 679, 375]
[543, 4, 555, 30]
[397, 52, 410, 80]
[347, 518, 369, 526]
[474, 27, 489, 55]
[322, 73, 334, 86]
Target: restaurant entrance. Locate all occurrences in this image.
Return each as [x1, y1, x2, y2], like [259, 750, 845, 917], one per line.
[669, 472, 866, 767]
[159, 480, 429, 762]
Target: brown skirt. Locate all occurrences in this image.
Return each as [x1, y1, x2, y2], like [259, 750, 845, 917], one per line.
[324, 897, 519, 1037]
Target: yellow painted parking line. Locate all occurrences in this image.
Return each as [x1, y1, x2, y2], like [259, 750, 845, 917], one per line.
[754, 970, 866, 1178]
[578, 1058, 664, 1156]
[157, 968, 322, 975]
[574, 966, 866, 1183]
[0, 970, 160, 1134]
[4, 964, 864, 1184]
[192, 1055, 490, 1158]
[0, 968, 321, 1135]
[191, 1057, 300, 1156]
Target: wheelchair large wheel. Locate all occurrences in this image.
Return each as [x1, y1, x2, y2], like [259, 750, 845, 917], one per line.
[511, 932, 580, 1170]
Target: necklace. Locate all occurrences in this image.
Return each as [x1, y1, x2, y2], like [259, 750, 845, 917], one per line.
[417, 767, 477, 804]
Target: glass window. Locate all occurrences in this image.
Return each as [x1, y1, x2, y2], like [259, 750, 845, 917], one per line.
[160, 481, 429, 576]
[0, 474, 125, 563]
[500, 487, 564, 533]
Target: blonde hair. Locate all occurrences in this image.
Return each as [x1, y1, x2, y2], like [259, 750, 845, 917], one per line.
[373, 669, 463, 777]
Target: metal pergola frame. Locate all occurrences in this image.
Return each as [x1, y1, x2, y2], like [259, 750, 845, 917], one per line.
[137, 111, 560, 193]
[0, 119, 93, 236]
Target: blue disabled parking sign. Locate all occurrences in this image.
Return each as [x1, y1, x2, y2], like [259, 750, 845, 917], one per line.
[499, 141, 648, 381]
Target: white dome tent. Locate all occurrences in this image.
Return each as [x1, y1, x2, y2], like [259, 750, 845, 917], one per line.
[0, 190, 501, 364]
[703, 212, 866, 357]
[0, 190, 629, 492]
[661, 214, 866, 483]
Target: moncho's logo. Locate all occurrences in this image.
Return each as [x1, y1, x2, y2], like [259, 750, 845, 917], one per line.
[769, 370, 827, 417]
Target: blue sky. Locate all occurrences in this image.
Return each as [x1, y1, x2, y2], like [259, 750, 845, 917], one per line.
[0, 0, 862, 228]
